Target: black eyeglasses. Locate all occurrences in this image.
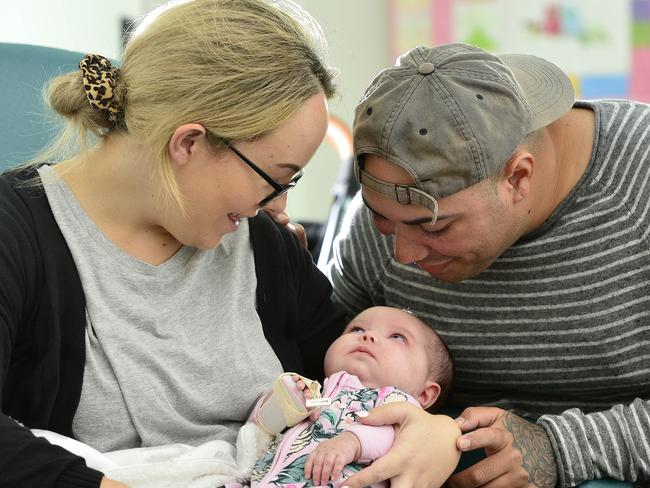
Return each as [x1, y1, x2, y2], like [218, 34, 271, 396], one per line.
[228, 145, 304, 208]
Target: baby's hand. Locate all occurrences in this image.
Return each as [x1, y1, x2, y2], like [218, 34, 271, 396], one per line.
[305, 431, 361, 486]
[291, 374, 313, 400]
[290, 374, 319, 421]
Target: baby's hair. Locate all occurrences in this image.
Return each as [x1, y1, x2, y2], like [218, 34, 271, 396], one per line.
[402, 308, 455, 411]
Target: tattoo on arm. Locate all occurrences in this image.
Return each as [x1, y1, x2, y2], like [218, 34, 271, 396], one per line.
[503, 412, 558, 488]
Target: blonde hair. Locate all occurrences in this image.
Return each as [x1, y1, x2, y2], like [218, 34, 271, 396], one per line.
[38, 0, 336, 207]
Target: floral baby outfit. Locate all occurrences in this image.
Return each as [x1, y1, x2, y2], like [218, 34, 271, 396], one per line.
[249, 371, 419, 488]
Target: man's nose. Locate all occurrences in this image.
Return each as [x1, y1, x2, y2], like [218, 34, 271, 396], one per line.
[393, 226, 429, 264]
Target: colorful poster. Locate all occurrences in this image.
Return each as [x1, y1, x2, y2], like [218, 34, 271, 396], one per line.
[389, 0, 650, 101]
[389, 0, 435, 61]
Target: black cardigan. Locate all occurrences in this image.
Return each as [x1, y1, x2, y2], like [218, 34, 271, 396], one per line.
[0, 168, 346, 488]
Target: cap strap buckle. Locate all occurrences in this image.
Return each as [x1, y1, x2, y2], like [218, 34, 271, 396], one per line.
[355, 160, 438, 224]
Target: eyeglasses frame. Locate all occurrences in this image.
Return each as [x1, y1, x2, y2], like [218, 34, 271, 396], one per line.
[228, 145, 304, 208]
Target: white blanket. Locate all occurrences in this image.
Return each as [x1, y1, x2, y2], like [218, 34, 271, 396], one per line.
[33, 424, 271, 488]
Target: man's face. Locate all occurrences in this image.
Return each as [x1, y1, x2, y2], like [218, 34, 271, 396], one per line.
[361, 155, 527, 282]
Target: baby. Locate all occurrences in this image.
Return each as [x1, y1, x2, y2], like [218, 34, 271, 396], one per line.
[33, 306, 455, 488]
[243, 305, 455, 488]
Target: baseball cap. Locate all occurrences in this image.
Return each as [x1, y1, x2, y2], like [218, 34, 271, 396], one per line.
[353, 43, 575, 223]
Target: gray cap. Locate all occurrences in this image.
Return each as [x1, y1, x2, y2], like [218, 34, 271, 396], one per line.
[353, 43, 575, 222]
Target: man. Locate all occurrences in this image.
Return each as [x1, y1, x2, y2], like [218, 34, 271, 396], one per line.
[327, 43, 650, 488]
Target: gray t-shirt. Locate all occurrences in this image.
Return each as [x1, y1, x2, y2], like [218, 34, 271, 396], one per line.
[38, 165, 283, 451]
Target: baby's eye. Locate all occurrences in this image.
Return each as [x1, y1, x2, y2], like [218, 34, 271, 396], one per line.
[390, 333, 407, 342]
[349, 326, 365, 334]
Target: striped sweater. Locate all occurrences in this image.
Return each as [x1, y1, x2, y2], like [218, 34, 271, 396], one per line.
[326, 100, 650, 487]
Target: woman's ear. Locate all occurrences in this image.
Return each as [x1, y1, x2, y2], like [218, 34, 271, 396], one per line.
[502, 151, 534, 204]
[418, 380, 442, 410]
[168, 123, 207, 166]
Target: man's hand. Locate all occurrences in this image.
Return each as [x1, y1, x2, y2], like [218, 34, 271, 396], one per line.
[446, 407, 557, 488]
[340, 402, 461, 488]
[100, 477, 130, 488]
[263, 208, 308, 249]
[305, 431, 361, 485]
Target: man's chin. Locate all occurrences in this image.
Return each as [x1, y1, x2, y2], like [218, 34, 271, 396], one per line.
[417, 260, 483, 283]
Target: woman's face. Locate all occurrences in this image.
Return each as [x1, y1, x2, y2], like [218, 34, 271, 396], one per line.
[170, 93, 329, 249]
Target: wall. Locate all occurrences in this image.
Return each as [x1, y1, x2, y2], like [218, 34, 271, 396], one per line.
[1, 0, 144, 60]
[286, 0, 390, 223]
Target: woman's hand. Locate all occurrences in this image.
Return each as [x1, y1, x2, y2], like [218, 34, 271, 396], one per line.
[446, 407, 557, 488]
[100, 477, 130, 488]
[341, 402, 461, 488]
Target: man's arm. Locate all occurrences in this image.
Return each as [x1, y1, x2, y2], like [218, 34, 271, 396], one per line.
[449, 400, 649, 488]
[538, 398, 650, 486]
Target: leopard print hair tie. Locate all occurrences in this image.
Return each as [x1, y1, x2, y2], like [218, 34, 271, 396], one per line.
[79, 54, 121, 123]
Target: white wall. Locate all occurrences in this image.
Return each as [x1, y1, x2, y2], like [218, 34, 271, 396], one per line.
[0, 0, 145, 60]
[287, 0, 390, 223]
[0, 0, 390, 223]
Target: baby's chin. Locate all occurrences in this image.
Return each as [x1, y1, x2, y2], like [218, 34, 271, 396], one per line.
[329, 367, 419, 398]
[329, 367, 380, 388]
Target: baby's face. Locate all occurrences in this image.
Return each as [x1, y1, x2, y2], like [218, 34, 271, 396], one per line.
[324, 306, 433, 399]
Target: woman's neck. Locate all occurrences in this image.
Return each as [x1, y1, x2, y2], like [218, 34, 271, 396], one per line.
[56, 138, 183, 265]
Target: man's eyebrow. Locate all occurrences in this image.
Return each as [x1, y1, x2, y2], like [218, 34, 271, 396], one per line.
[361, 196, 446, 225]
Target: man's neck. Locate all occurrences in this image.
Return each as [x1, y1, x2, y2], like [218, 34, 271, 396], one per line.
[528, 107, 595, 232]
[549, 106, 595, 199]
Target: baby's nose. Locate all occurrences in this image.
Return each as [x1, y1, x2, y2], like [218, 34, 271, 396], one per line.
[362, 333, 375, 343]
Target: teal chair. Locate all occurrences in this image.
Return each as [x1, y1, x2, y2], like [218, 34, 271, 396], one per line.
[0, 43, 86, 171]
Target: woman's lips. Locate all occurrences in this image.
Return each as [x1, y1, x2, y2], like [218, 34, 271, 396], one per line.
[227, 213, 241, 230]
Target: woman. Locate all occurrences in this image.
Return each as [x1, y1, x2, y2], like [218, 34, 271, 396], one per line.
[0, 1, 346, 487]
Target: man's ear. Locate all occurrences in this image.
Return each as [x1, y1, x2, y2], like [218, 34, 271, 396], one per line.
[418, 380, 442, 410]
[168, 123, 207, 166]
[501, 151, 534, 204]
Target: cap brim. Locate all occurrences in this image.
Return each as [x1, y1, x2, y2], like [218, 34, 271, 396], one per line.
[500, 53, 575, 132]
